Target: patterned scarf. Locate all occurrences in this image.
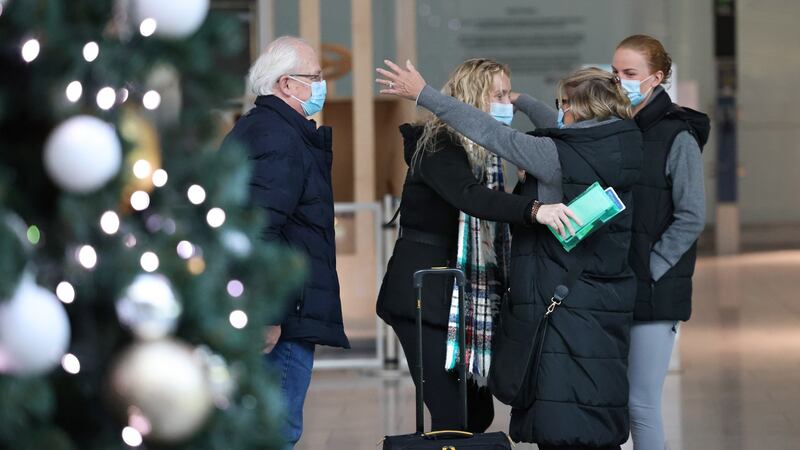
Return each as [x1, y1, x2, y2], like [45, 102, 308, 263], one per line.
[444, 154, 511, 384]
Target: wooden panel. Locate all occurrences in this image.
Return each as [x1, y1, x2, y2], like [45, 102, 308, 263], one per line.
[325, 98, 407, 203]
[351, 0, 375, 203]
[391, 0, 419, 197]
[298, 0, 321, 52]
[325, 100, 354, 202]
[299, 0, 323, 124]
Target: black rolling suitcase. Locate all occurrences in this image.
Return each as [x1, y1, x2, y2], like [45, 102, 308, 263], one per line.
[381, 268, 513, 450]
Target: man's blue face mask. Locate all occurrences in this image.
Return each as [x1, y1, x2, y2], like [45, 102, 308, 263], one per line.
[289, 76, 327, 116]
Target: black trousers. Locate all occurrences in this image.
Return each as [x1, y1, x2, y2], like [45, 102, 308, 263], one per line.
[391, 319, 494, 433]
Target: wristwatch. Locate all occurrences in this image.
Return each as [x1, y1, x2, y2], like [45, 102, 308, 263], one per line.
[530, 200, 542, 224]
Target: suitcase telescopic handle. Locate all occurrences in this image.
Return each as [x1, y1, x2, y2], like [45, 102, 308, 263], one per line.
[411, 267, 468, 434]
[413, 267, 465, 288]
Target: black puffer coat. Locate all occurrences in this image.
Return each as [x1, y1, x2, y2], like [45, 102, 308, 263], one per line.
[221, 95, 349, 348]
[377, 124, 535, 327]
[492, 119, 642, 446]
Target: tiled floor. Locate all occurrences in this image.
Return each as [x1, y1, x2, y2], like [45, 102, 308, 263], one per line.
[296, 251, 800, 449]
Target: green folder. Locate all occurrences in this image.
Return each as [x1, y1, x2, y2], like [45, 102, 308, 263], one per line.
[548, 182, 626, 252]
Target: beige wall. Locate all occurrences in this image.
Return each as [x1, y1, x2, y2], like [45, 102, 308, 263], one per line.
[736, 0, 800, 224]
[636, 0, 800, 225]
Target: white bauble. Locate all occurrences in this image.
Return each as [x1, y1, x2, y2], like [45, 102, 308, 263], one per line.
[108, 339, 213, 442]
[116, 273, 182, 340]
[133, 0, 209, 38]
[43, 115, 122, 193]
[0, 274, 71, 375]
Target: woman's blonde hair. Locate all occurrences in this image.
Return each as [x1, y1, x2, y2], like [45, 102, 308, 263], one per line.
[413, 58, 510, 175]
[557, 67, 632, 122]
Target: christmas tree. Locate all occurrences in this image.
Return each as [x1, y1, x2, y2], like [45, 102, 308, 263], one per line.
[0, 1, 305, 448]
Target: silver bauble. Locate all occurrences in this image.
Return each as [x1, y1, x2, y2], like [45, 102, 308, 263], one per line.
[116, 273, 181, 340]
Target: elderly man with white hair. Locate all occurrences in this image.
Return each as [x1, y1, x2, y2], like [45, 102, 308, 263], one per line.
[220, 36, 349, 449]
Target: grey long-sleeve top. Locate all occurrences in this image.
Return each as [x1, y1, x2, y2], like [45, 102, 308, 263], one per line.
[511, 89, 706, 282]
[416, 85, 564, 203]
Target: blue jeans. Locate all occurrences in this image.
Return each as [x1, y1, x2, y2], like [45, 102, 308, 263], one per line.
[628, 321, 678, 450]
[264, 339, 316, 449]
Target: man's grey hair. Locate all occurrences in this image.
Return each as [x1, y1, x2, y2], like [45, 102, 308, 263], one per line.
[247, 36, 311, 96]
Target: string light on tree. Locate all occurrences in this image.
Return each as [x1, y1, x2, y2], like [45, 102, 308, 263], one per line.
[118, 88, 129, 103]
[144, 215, 163, 233]
[61, 353, 81, 374]
[176, 241, 194, 259]
[140, 252, 159, 272]
[100, 211, 121, 235]
[77, 245, 98, 269]
[206, 208, 225, 228]
[139, 18, 157, 37]
[21, 38, 40, 62]
[226, 280, 244, 298]
[26, 225, 40, 245]
[187, 256, 205, 275]
[152, 169, 168, 187]
[82, 41, 99, 62]
[132, 160, 152, 179]
[66, 81, 83, 102]
[121, 426, 143, 447]
[142, 90, 161, 110]
[229, 310, 248, 329]
[124, 234, 138, 248]
[96, 86, 116, 110]
[130, 191, 150, 211]
[187, 185, 206, 205]
[56, 281, 76, 304]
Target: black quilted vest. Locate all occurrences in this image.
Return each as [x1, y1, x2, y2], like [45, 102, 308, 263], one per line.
[630, 91, 706, 322]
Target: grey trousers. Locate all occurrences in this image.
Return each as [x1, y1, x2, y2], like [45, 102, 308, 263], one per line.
[628, 321, 678, 450]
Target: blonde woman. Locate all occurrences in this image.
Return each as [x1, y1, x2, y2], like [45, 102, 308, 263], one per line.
[378, 64, 643, 449]
[376, 59, 553, 432]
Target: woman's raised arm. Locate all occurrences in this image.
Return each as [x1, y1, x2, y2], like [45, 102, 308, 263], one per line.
[376, 59, 560, 185]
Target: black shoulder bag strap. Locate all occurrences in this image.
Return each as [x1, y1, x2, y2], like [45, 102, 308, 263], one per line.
[528, 231, 604, 396]
[384, 199, 402, 228]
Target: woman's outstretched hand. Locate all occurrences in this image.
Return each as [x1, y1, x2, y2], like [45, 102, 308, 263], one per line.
[535, 203, 582, 238]
[376, 59, 427, 101]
